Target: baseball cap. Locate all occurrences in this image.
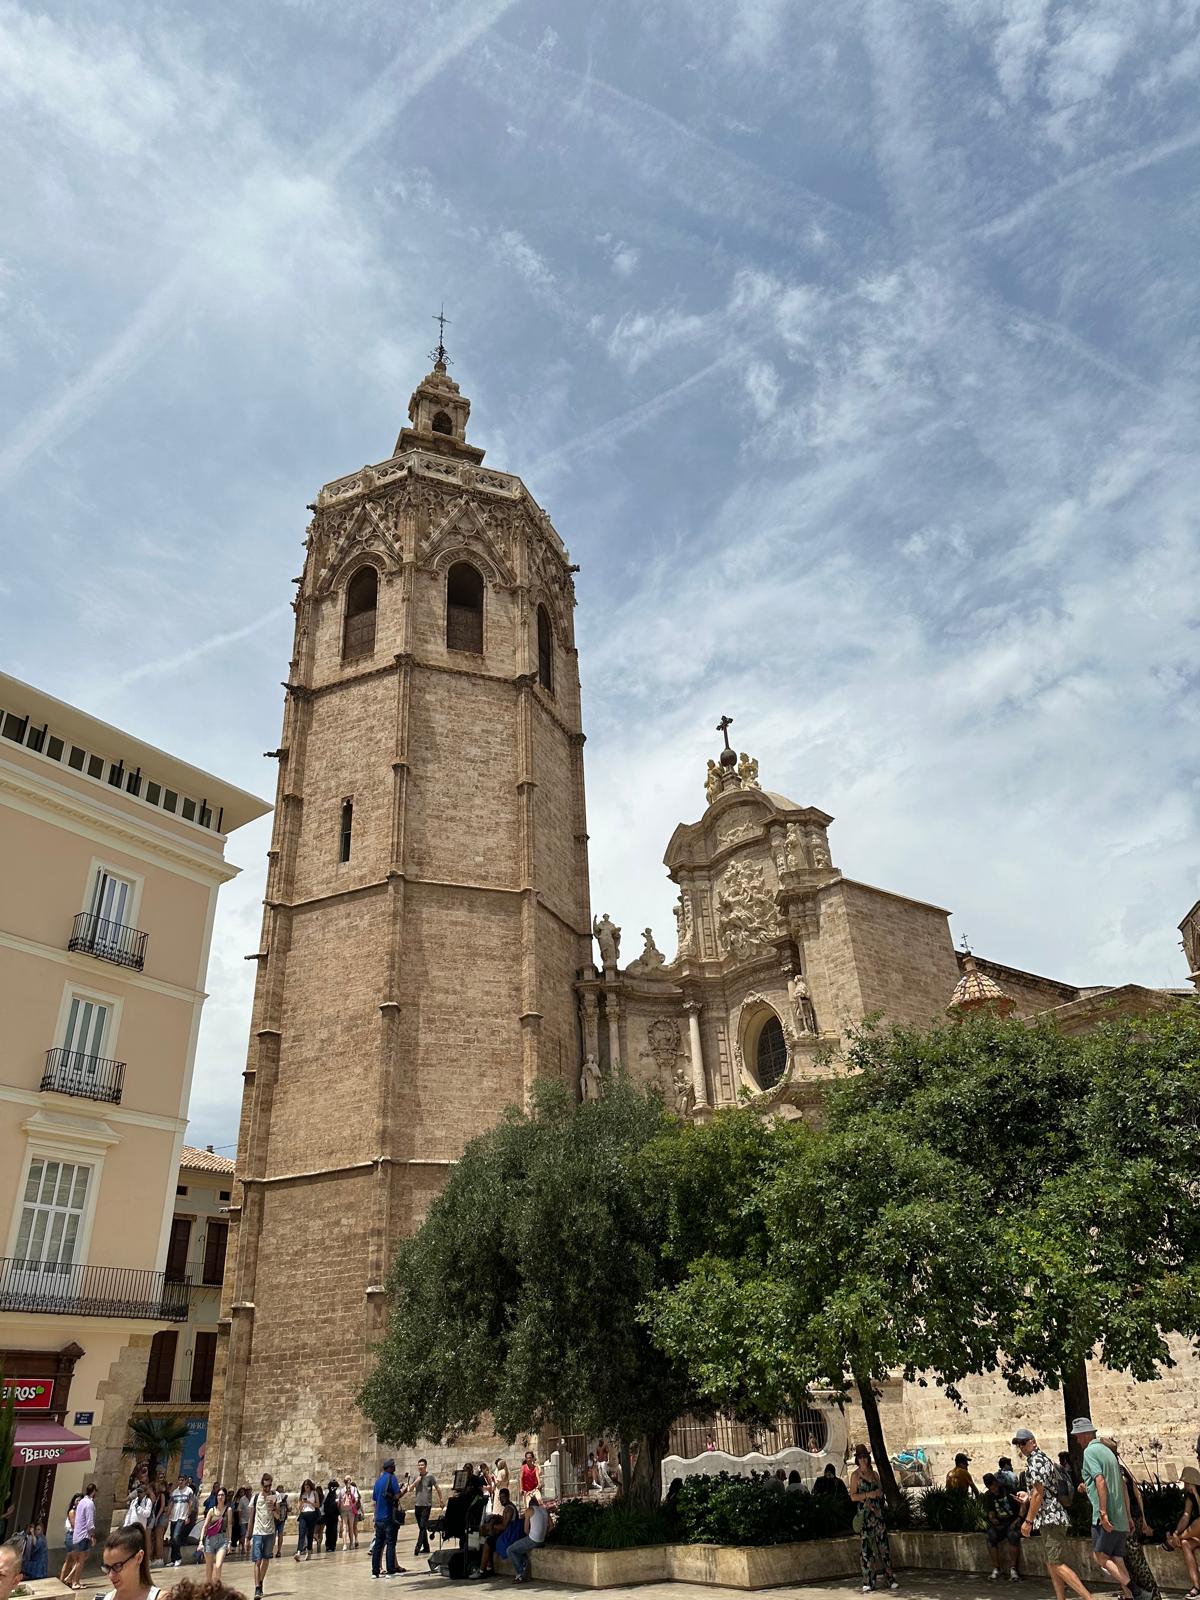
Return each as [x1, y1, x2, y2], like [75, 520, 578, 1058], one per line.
[1011, 1428, 1035, 1445]
[382, 1457, 396, 1470]
[1069, 1417, 1096, 1436]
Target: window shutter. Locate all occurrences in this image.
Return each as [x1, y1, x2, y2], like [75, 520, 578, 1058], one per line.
[190, 1332, 217, 1402]
[165, 1217, 191, 1282]
[202, 1222, 228, 1285]
[144, 1330, 178, 1402]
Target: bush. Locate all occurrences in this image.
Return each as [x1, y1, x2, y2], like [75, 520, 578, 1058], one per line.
[674, 1473, 854, 1547]
[1139, 1484, 1185, 1542]
[917, 1487, 986, 1533]
[550, 1498, 677, 1549]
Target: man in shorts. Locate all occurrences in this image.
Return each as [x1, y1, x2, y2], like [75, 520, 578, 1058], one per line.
[1013, 1428, 1095, 1600]
[982, 1472, 1021, 1580]
[250, 1472, 279, 1600]
[1072, 1418, 1133, 1594]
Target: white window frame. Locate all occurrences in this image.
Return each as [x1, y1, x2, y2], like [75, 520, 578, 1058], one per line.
[3, 1110, 121, 1267]
[79, 856, 145, 930]
[52, 980, 123, 1066]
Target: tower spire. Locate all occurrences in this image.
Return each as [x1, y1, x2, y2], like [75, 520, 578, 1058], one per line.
[431, 305, 451, 373]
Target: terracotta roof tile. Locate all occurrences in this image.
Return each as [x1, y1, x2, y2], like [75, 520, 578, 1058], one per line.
[179, 1143, 236, 1175]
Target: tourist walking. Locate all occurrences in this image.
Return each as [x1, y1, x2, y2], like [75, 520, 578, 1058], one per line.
[1072, 1418, 1134, 1595]
[272, 1486, 289, 1559]
[507, 1492, 549, 1584]
[249, 1473, 279, 1600]
[200, 1487, 230, 1586]
[323, 1481, 340, 1552]
[412, 1458, 442, 1557]
[294, 1480, 321, 1560]
[339, 1478, 359, 1549]
[59, 1493, 81, 1587]
[99, 1524, 162, 1599]
[1108, 1441, 1162, 1600]
[124, 1482, 155, 1533]
[491, 1460, 510, 1516]
[371, 1457, 405, 1578]
[1012, 1427, 1095, 1600]
[1167, 1465, 1200, 1596]
[168, 1474, 196, 1568]
[63, 1481, 97, 1591]
[849, 1445, 898, 1594]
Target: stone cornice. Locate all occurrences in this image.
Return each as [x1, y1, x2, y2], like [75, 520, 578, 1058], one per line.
[0, 760, 239, 886]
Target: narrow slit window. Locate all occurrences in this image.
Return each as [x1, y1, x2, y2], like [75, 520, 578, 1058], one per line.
[339, 798, 353, 863]
[537, 605, 554, 694]
[446, 562, 484, 652]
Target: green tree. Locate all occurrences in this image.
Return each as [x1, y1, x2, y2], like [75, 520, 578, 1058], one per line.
[828, 1006, 1200, 1462]
[644, 1108, 1000, 1508]
[125, 1411, 189, 1481]
[0, 1373, 15, 1537]
[359, 1082, 692, 1506]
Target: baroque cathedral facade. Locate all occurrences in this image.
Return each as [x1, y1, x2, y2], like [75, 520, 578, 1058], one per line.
[209, 361, 1200, 1487]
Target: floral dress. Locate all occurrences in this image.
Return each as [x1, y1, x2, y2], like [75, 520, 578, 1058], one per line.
[855, 1471, 894, 1589]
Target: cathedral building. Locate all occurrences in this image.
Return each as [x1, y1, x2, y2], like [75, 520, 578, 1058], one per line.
[210, 360, 1198, 1488]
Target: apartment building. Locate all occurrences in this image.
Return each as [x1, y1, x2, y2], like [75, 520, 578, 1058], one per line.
[0, 671, 268, 1543]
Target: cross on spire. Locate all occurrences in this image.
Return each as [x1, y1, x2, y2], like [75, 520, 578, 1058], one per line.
[716, 714, 734, 751]
[431, 305, 452, 371]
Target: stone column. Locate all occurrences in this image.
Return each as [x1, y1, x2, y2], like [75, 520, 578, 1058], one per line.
[684, 1000, 708, 1109]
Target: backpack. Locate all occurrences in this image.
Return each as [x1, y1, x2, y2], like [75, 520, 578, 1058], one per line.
[1052, 1462, 1075, 1510]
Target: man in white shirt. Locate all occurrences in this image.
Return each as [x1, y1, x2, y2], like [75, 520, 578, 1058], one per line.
[169, 1475, 195, 1566]
[250, 1474, 279, 1600]
[507, 1494, 549, 1583]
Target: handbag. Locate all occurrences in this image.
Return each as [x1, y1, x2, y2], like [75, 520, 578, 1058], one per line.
[852, 1510, 864, 1534]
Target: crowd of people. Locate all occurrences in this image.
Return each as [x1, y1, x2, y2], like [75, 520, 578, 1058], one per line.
[850, 1418, 1200, 1599]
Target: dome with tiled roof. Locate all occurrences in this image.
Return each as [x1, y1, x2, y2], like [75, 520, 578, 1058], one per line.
[948, 952, 1016, 1017]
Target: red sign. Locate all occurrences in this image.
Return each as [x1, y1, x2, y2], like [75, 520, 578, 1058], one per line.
[2, 1379, 54, 1411]
[13, 1421, 90, 1467]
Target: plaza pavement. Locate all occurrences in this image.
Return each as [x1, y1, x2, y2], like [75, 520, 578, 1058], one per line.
[18, 1551, 1116, 1600]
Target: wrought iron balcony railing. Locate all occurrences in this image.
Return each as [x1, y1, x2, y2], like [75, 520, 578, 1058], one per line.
[68, 911, 148, 971]
[139, 1375, 214, 1406]
[41, 1046, 125, 1105]
[0, 1258, 189, 1321]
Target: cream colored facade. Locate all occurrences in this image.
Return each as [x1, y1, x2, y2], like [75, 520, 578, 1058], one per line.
[0, 672, 268, 1545]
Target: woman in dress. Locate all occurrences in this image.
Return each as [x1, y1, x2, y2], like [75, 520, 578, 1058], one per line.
[338, 1479, 356, 1549]
[294, 1479, 321, 1561]
[22, 1524, 49, 1581]
[492, 1459, 510, 1517]
[200, 1487, 231, 1585]
[849, 1445, 899, 1595]
[59, 1494, 81, 1586]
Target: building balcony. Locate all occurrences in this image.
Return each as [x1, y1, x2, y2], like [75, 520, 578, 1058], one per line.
[0, 1258, 189, 1321]
[139, 1376, 213, 1407]
[68, 910, 148, 971]
[41, 1046, 125, 1105]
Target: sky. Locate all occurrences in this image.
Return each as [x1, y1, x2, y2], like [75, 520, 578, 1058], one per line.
[3, 0, 1199, 1152]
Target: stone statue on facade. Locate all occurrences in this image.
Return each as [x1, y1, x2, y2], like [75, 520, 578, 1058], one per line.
[671, 1057, 694, 1119]
[786, 968, 818, 1035]
[785, 823, 806, 872]
[716, 861, 782, 961]
[580, 1053, 604, 1102]
[811, 836, 832, 869]
[626, 928, 666, 978]
[673, 892, 694, 957]
[705, 759, 721, 805]
[592, 912, 621, 970]
[737, 752, 760, 789]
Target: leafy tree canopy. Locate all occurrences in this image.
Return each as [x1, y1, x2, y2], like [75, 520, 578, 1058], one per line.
[359, 1081, 688, 1500]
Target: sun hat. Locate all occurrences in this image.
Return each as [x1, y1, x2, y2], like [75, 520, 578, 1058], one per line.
[1181, 1466, 1200, 1487]
[1069, 1417, 1097, 1436]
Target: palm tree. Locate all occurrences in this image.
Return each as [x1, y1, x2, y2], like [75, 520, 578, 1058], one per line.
[125, 1412, 189, 1481]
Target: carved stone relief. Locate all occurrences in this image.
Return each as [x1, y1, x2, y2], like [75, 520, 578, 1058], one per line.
[715, 861, 784, 961]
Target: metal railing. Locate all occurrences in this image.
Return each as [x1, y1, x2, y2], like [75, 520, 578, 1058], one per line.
[41, 1046, 126, 1105]
[68, 911, 148, 971]
[140, 1375, 213, 1406]
[0, 1258, 189, 1321]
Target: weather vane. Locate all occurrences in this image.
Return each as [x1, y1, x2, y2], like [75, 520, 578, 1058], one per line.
[431, 305, 452, 371]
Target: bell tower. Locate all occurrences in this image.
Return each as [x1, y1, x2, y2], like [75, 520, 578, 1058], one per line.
[210, 352, 591, 1484]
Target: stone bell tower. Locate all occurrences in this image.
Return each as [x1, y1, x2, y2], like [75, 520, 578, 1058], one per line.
[209, 350, 591, 1485]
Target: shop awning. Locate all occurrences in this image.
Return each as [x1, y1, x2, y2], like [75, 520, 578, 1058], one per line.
[13, 1421, 92, 1468]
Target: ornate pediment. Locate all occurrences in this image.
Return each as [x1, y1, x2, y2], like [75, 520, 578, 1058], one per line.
[314, 499, 403, 596]
[420, 495, 517, 586]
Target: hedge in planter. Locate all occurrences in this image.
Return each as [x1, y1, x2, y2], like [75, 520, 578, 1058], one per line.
[675, 1473, 856, 1547]
[551, 1499, 678, 1549]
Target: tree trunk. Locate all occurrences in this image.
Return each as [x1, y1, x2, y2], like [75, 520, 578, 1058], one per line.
[624, 1427, 671, 1509]
[854, 1371, 902, 1510]
[1061, 1358, 1091, 1477]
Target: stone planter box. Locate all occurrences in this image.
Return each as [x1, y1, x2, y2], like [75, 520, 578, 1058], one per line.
[529, 1531, 1192, 1590]
[890, 1530, 1191, 1590]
